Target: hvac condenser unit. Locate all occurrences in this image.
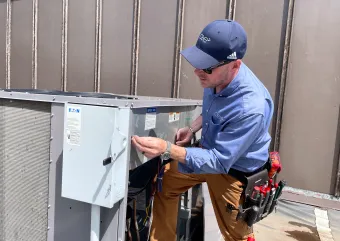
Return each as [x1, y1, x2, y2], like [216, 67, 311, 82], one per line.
[0, 89, 202, 241]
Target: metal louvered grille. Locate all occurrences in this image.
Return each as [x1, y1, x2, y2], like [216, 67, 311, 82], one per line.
[0, 99, 51, 241]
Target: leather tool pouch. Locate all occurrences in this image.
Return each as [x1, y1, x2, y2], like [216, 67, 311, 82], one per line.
[227, 159, 285, 227]
[234, 169, 274, 227]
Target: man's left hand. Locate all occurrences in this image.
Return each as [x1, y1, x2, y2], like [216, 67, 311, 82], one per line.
[131, 135, 167, 159]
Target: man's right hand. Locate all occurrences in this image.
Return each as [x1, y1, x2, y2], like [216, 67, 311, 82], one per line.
[176, 127, 193, 146]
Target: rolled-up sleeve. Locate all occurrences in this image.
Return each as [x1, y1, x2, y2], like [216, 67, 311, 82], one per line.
[184, 114, 264, 174]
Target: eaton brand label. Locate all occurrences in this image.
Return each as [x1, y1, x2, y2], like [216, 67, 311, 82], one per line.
[68, 107, 80, 113]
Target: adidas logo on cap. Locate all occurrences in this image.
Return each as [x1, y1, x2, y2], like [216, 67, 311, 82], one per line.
[227, 52, 237, 60]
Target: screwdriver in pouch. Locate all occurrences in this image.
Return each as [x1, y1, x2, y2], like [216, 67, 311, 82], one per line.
[274, 180, 286, 200]
[263, 187, 276, 214]
[251, 186, 260, 199]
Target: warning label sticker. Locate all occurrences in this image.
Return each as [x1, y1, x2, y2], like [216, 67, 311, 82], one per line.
[145, 108, 157, 130]
[66, 106, 81, 146]
[169, 112, 180, 123]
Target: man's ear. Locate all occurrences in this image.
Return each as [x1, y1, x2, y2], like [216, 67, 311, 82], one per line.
[233, 59, 242, 69]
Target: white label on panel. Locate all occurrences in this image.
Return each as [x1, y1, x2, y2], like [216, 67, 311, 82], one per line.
[145, 108, 157, 130]
[66, 106, 81, 146]
[169, 112, 180, 123]
[175, 112, 180, 121]
[169, 112, 175, 122]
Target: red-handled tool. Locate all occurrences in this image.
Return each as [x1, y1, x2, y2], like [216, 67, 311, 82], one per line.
[251, 186, 260, 199]
[268, 152, 282, 178]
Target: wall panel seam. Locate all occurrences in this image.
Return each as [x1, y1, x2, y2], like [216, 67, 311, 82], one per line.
[336, 152, 340, 197]
[227, 0, 236, 20]
[171, 0, 185, 98]
[335, 105, 340, 197]
[130, 0, 141, 95]
[5, 0, 12, 89]
[232, 0, 236, 20]
[32, 0, 39, 89]
[61, 0, 69, 91]
[273, 0, 295, 152]
[94, 0, 103, 93]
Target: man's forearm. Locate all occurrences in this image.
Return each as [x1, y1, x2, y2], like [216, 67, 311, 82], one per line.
[169, 144, 187, 164]
[168, 115, 203, 165]
[190, 115, 203, 133]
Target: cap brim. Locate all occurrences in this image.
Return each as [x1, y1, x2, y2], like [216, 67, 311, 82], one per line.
[180, 46, 219, 69]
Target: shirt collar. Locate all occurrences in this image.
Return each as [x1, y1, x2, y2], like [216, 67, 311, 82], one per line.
[210, 62, 243, 97]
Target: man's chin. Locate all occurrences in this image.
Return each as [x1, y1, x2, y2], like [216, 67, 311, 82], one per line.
[200, 82, 209, 88]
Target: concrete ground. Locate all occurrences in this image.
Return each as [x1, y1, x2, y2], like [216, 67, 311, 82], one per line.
[200, 183, 340, 241]
[254, 201, 340, 241]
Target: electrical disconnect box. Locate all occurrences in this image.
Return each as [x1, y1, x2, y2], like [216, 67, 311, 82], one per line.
[0, 89, 202, 241]
[62, 104, 130, 208]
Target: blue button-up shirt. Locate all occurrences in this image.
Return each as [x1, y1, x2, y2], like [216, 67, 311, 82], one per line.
[179, 63, 274, 174]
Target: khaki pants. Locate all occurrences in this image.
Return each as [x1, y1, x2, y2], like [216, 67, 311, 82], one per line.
[149, 161, 254, 241]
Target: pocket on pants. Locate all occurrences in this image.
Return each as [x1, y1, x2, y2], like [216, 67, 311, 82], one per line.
[224, 207, 253, 239]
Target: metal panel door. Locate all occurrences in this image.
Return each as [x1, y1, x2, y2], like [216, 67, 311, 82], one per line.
[100, 0, 134, 95]
[279, 0, 340, 194]
[137, 0, 178, 97]
[235, 0, 287, 100]
[37, 0, 63, 90]
[66, 0, 96, 92]
[235, 0, 288, 139]
[10, 0, 33, 89]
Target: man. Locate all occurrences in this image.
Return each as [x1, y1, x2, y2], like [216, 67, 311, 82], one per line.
[131, 19, 274, 241]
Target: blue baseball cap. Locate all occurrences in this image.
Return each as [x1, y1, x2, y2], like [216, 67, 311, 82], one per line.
[180, 20, 247, 69]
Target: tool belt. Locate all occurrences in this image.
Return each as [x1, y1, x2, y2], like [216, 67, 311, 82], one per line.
[226, 152, 286, 227]
[193, 139, 286, 227]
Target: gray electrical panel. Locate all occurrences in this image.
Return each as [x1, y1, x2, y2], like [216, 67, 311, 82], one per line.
[0, 89, 202, 241]
[62, 104, 130, 208]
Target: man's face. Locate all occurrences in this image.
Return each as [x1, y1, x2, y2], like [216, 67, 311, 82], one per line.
[194, 61, 239, 89]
